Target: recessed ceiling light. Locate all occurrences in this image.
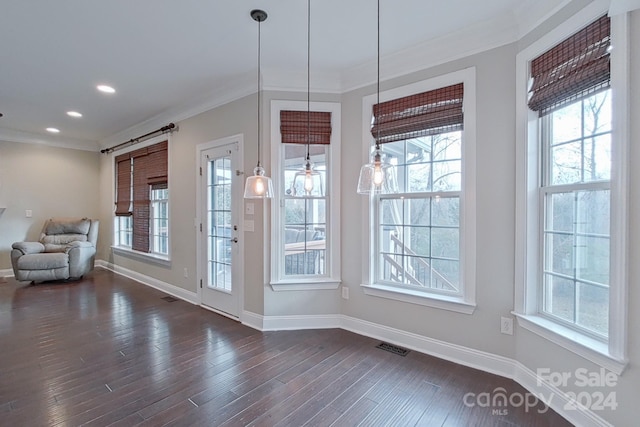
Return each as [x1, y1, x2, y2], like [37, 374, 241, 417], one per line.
[97, 85, 116, 94]
[67, 111, 83, 118]
[46, 127, 60, 133]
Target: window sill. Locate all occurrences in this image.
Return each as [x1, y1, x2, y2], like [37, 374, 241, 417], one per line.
[111, 246, 171, 268]
[270, 278, 341, 291]
[361, 283, 476, 314]
[513, 313, 627, 375]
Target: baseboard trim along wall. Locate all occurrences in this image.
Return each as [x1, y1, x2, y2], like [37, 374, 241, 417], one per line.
[94, 262, 610, 427]
[96, 261, 198, 305]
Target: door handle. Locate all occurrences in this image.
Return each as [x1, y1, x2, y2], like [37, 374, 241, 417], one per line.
[230, 237, 238, 243]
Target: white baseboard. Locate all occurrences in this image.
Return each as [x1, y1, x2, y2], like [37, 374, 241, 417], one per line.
[96, 260, 198, 305]
[241, 310, 265, 331]
[341, 315, 515, 377]
[0, 268, 14, 278]
[514, 362, 612, 427]
[93, 262, 609, 427]
[263, 314, 342, 331]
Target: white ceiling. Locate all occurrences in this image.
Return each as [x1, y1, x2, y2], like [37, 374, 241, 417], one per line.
[0, 0, 570, 151]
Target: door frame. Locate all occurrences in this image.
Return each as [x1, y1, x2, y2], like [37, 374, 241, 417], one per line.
[195, 134, 245, 320]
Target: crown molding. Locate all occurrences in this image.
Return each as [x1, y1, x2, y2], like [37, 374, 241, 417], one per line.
[514, 0, 574, 38]
[262, 67, 342, 94]
[339, 11, 519, 93]
[0, 127, 98, 152]
[97, 0, 593, 145]
[99, 71, 258, 149]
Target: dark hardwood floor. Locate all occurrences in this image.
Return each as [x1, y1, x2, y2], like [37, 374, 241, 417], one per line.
[0, 269, 571, 426]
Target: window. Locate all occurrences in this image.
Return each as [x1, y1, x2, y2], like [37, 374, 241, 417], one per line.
[281, 110, 329, 277]
[515, 8, 627, 372]
[115, 216, 132, 247]
[114, 139, 169, 257]
[270, 101, 341, 289]
[361, 69, 476, 314]
[377, 130, 462, 296]
[151, 187, 169, 255]
[540, 91, 611, 338]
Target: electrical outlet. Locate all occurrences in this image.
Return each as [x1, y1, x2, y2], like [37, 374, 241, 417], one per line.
[245, 203, 254, 215]
[341, 286, 349, 300]
[25, 209, 32, 218]
[183, 268, 188, 278]
[500, 316, 514, 335]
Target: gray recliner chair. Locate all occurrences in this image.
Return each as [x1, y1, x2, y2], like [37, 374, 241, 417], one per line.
[11, 217, 99, 282]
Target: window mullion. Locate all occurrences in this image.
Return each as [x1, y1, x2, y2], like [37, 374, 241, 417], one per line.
[580, 99, 584, 183]
[572, 191, 579, 325]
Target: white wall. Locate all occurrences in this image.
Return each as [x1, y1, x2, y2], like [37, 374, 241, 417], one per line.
[340, 43, 518, 359]
[96, 93, 271, 314]
[0, 141, 100, 268]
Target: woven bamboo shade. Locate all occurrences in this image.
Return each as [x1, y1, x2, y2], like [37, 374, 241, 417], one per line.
[280, 110, 332, 145]
[114, 140, 168, 253]
[528, 15, 610, 116]
[371, 83, 464, 144]
[115, 153, 132, 216]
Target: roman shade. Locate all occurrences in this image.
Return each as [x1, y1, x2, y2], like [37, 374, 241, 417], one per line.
[115, 153, 132, 216]
[528, 15, 610, 116]
[114, 140, 168, 253]
[371, 83, 464, 144]
[280, 111, 332, 145]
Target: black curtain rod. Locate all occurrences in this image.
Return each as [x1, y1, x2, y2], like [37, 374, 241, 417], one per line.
[100, 123, 176, 154]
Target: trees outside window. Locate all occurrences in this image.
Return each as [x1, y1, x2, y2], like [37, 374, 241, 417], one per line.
[377, 131, 462, 295]
[541, 90, 611, 337]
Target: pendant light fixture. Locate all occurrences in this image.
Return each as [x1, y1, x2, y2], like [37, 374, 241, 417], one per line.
[292, 0, 323, 197]
[357, 0, 398, 195]
[244, 9, 274, 199]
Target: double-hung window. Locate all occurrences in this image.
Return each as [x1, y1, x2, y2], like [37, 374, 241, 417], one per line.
[114, 139, 170, 258]
[539, 91, 612, 337]
[362, 69, 476, 313]
[516, 10, 628, 372]
[270, 101, 341, 289]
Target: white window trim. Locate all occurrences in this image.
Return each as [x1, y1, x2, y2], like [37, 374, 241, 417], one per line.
[514, 2, 628, 373]
[360, 67, 477, 315]
[111, 245, 171, 267]
[150, 188, 169, 256]
[111, 133, 172, 264]
[269, 100, 341, 291]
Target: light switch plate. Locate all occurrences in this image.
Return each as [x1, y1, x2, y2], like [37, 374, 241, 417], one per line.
[244, 219, 254, 232]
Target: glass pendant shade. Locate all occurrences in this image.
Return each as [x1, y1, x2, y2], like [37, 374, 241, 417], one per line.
[244, 9, 273, 199]
[292, 0, 325, 199]
[291, 160, 324, 197]
[244, 165, 274, 198]
[356, 148, 398, 195]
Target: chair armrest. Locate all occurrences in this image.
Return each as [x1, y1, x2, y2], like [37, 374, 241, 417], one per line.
[11, 241, 45, 255]
[67, 242, 97, 277]
[65, 241, 94, 250]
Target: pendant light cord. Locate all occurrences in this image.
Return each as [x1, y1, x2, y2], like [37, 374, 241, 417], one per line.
[257, 17, 262, 167]
[306, 0, 311, 163]
[375, 0, 381, 152]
